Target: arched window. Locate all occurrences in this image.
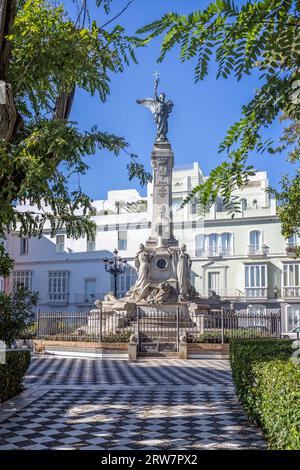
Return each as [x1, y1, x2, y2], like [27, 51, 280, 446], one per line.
[220, 233, 232, 255]
[195, 234, 206, 256]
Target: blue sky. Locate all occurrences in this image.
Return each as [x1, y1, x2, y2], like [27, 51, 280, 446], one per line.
[68, 0, 289, 200]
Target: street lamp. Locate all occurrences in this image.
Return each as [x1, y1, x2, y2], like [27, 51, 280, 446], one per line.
[103, 249, 127, 298]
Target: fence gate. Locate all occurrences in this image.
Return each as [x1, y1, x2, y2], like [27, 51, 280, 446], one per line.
[137, 306, 180, 354]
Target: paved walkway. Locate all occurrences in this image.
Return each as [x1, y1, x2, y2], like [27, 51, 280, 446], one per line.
[0, 357, 266, 450]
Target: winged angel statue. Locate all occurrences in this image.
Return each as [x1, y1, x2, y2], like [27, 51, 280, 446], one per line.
[137, 73, 174, 142]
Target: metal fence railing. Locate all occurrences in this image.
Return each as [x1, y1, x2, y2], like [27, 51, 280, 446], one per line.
[37, 309, 135, 342]
[183, 309, 281, 344]
[36, 308, 282, 345]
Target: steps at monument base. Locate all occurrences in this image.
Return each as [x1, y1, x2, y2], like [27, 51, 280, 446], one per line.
[139, 341, 178, 355]
[138, 351, 179, 358]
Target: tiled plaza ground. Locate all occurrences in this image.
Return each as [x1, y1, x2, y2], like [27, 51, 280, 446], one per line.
[0, 357, 266, 450]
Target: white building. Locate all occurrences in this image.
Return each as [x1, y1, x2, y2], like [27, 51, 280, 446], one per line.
[6, 162, 300, 331]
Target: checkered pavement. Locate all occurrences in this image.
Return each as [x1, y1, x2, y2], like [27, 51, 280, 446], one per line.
[24, 356, 232, 386]
[0, 357, 266, 450]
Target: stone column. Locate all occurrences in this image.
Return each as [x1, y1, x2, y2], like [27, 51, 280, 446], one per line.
[146, 141, 176, 248]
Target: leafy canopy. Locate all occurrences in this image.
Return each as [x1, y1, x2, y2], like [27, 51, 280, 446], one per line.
[138, 0, 300, 243]
[0, 0, 151, 275]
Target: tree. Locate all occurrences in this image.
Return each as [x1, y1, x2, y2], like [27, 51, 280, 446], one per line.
[0, 284, 38, 347]
[138, 0, 300, 247]
[0, 0, 151, 276]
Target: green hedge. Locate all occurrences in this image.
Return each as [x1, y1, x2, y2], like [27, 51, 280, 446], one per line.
[196, 329, 270, 343]
[0, 350, 31, 404]
[230, 339, 299, 449]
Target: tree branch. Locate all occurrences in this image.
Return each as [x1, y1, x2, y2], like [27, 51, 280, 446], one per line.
[100, 0, 133, 29]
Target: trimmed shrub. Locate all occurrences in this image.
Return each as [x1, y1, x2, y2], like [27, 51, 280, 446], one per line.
[253, 360, 300, 449]
[0, 350, 31, 403]
[196, 329, 270, 343]
[101, 331, 131, 343]
[230, 338, 299, 449]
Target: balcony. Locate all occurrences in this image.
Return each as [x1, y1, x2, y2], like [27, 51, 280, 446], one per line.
[195, 248, 232, 258]
[247, 244, 269, 257]
[245, 287, 268, 299]
[285, 243, 299, 256]
[75, 293, 105, 306]
[199, 289, 246, 300]
[283, 287, 300, 298]
[47, 293, 69, 307]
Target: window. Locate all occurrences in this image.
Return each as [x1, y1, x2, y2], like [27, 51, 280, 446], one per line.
[190, 199, 197, 214]
[220, 233, 232, 255]
[13, 271, 32, 290]
[241, 198, 247, 210]
[283, 263, 300, 297]
[87, 235, 95, 252]
[114, 268, 134, 298]
[56, 235, 65, 253]
[245, 264, 267, 297]
[248, 230, 262, 255]
[118, 231, 127, 251]
[286, 233, 299, 249]
[195, 233, 233, 257]
[195, 234, 205, 256]
[248, 305, 266, 315]
[20, 237, 28, 255]
[286, 305, 300, 330]
[48, 271, 69, 302]
[208, 272, 220, 295]
[208, 233, 218, 256]
[84, 278, 96, 301]
[172, 198, 183, 213]
[247, 305, 267, 327]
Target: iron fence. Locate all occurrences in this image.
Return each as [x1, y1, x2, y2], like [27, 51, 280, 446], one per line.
[37, 309, 135, 342]
[183, 308, 281, 344]
[36, 307, 282, 345]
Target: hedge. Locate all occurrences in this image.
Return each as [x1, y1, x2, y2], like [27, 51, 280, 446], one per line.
[230, 339, 299, 449]
[0, 350, 31, 403]
[196, 329, 269, 343]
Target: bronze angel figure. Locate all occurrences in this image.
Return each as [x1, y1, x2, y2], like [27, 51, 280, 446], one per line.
[137, 75, 174, 142]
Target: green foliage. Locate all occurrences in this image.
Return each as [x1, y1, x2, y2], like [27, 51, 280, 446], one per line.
[195, 328, 270, 343]
[253, 360, 300, 449]
[0, 0, 150, 275]
[139, 0, 300, 240]
[0, 285, 38, 347]
[0, 350, 31, 403]
[101, 331, 132, 343]
[230, 338, 300, 449]
[19, 321, 37, 339]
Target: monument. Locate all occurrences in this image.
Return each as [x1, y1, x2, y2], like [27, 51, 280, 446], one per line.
[99, 73, 200, 315]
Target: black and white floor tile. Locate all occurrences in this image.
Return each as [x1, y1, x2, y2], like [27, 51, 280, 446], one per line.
[0, 357, 266, 450]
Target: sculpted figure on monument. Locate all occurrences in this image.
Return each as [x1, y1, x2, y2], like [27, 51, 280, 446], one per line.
[147, 281, 178, 304]
[137, 72, 173, 142]
[177, 244, 193, 300]
[125, 244, 152, 302]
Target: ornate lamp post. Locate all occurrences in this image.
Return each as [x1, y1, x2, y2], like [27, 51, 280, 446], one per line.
[103, 249, 127, 298]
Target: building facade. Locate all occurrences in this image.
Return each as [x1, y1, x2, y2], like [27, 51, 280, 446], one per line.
[6, 162, 300, 331]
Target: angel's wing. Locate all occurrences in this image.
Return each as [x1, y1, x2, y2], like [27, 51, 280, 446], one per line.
[166, 100, 174, 114]
[136, 98, 156, 114]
